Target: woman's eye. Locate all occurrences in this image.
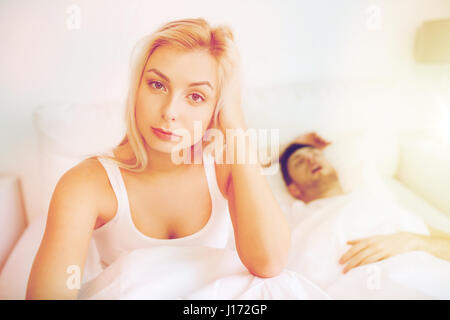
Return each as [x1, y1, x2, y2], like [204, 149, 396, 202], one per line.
[189, 93, 205, 103]
[148, 81, 166, 91]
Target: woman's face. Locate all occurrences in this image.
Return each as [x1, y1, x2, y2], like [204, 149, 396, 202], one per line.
[135, 45, 218, 154]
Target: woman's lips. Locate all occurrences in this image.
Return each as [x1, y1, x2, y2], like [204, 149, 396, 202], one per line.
[151, 127, 181, 141]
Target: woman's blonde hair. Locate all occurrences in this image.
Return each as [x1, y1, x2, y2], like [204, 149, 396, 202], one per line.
[101, 18, 241, 172]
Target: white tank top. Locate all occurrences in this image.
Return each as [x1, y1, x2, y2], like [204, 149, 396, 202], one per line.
[93, 150, 233, 267]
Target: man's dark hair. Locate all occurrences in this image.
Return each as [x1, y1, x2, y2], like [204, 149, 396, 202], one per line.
[279, 143, 314, 186]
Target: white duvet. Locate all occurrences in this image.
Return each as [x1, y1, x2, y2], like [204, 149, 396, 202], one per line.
[78, 175, 450, 299]
[78, 246, 328, 300]
[284, 175, 450, 299]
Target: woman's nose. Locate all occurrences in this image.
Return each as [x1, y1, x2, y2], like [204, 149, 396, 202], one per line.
[161, 96, 179, 122]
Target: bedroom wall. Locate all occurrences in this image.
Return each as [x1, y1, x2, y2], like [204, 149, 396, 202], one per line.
[0, 0, 449, 222]
[396, 135, 450, 217]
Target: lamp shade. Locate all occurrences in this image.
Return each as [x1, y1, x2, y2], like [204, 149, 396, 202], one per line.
[415, 18, 450, 64]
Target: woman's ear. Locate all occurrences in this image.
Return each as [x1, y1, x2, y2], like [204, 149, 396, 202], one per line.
[287, 183, 303, 200]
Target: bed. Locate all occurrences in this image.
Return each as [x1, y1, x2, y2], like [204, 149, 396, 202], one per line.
[1, 81, 449, 299]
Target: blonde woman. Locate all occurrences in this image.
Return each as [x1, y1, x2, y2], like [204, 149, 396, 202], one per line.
[26, 18, 291, 299]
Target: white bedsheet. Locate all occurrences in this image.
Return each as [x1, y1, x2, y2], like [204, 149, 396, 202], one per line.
[78, 246, 329, 300]
[78, 174, 450, 300]
[283, 175, 450, 299]
[324, 251, 450, 299]
[2, 172, 449, 300]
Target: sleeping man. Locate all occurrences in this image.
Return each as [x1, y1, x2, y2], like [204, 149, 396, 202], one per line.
[278, 132, 450, 278]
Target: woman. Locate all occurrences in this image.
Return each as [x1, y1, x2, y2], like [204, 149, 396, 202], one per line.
[26, 18, 291, 299]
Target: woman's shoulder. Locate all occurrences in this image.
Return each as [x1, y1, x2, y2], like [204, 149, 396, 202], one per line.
[65, 156, 109, 186]
[54, 157, 117, 220]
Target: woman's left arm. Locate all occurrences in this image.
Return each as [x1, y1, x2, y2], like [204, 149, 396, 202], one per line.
[216, 71, 291, 278]
[224, 139, 291, 278]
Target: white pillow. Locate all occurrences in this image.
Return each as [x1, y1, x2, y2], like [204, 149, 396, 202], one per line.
[0, 214, 46, 299]
[264, 164, 296, 207]
[34, 100, 126, 157]
[0, 176, 26, 272]
[323, 130, 399, 192]
[32, 101, 127, 222]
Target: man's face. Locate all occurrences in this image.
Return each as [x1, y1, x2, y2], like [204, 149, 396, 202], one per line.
[287, 146, 337, 190]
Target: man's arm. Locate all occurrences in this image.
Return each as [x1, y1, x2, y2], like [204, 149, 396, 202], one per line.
[290, 131, 331, 150]
[427, 225, 450, 240]
[416, 225, 450, 261]
[340, 227, 450, 273]
[262, 132, 331, 167]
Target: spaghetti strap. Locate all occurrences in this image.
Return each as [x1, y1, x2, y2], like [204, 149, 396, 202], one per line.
[202, 151, 221, 200]
[96, 155, 127, 217]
